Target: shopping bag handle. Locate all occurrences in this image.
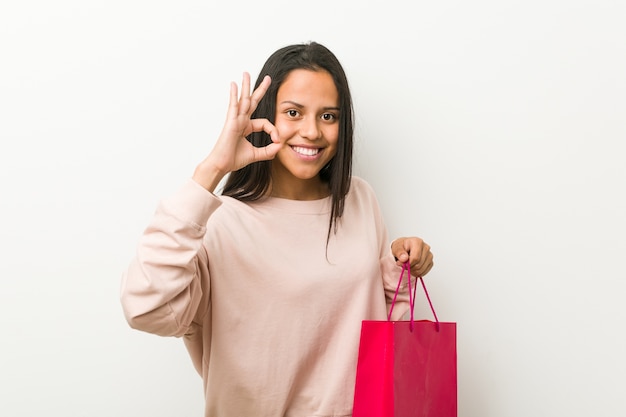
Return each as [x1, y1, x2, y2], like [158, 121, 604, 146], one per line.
[387, 261, 440, 331]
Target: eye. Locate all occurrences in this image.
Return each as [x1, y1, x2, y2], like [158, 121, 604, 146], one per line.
[286, 109, 300, 118]
[321, 113, 337, 122]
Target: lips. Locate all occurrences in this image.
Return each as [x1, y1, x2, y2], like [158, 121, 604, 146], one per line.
[291, 146, 321, 156]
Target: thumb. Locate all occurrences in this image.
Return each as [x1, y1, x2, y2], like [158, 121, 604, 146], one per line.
[396, 251, 409, 263]
[391, 238, 409, 264]
[255, 142, 283, 162]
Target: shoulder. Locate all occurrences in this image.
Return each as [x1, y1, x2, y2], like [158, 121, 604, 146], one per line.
[344, 176, 382, 213]
[348, 175, 378, 200]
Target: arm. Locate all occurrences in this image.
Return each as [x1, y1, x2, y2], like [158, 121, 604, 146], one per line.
[120, 180, 220, 337]
[362, 180, 434, 319]
[121, 72, 281, 336]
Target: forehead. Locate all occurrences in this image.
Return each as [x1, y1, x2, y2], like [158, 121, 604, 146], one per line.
[277, 69, 339, 104]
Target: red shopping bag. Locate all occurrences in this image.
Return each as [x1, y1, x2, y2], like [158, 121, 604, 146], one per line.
[352, 262, 457, 417]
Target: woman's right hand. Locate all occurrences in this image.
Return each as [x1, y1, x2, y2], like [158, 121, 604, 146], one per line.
[192, 72, 282, 192]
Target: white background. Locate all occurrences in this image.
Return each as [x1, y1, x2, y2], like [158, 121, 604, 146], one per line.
[1, 1, 625, 416]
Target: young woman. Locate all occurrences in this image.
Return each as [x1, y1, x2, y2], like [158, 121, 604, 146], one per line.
[121, 41, 434, 417]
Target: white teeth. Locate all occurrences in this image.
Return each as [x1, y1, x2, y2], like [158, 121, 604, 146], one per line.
[292, 146, 320, 156]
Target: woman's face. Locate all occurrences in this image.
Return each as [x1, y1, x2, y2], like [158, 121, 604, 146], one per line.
[271, 69, 340, 197]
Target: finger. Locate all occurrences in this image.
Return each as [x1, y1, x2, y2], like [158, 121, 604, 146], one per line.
[408, 239, 430, 269]
[248, 118, 278, 140]
[396, 237, 430, 276]
[391, 238, 409, 264]
[226, 81, 239, 120]
[249, 75, 271, 113]
[412, 259, 433, 277]
[411, 253, 433, 277]
[402, 238, 419, 266]
[410, 246, 433, 277]
[238, 72, 252, 115]
[254, 142, 282, 162]
[246, 118, 282, 163]
[240, 72, 251, 100]
[396, 251, 409, 264]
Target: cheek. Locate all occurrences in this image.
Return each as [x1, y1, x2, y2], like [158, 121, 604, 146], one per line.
[325, 126, 340, 147]
[324, 133, 340, 161]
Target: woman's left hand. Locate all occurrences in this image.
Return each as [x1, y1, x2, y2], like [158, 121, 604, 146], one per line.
[391, 237, 434, 277]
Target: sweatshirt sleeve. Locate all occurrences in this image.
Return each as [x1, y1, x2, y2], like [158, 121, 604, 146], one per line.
[120, 179, 222, 337]
[380, 252, 414, 321]
[359, 178, 414, 321]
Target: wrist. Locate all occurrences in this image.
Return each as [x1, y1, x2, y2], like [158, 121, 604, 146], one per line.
[192, 162, 227, 193]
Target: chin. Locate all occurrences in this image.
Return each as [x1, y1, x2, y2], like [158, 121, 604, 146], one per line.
[290, 171, 323, 181]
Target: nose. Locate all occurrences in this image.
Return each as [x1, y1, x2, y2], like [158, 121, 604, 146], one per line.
[299, 116, 321, 141]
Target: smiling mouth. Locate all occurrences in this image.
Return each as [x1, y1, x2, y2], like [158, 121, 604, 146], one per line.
[291, 146, 321, 156]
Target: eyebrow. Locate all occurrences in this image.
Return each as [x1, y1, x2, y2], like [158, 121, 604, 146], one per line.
[279, 100, 341, 111]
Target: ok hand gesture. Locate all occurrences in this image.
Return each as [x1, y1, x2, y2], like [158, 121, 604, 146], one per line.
[193, 72, 282, 192]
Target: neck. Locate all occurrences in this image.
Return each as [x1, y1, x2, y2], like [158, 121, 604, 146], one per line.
[269, 177, 329, 200]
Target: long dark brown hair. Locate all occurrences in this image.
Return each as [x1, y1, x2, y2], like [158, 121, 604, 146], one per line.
[222, 42, 354, 239]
